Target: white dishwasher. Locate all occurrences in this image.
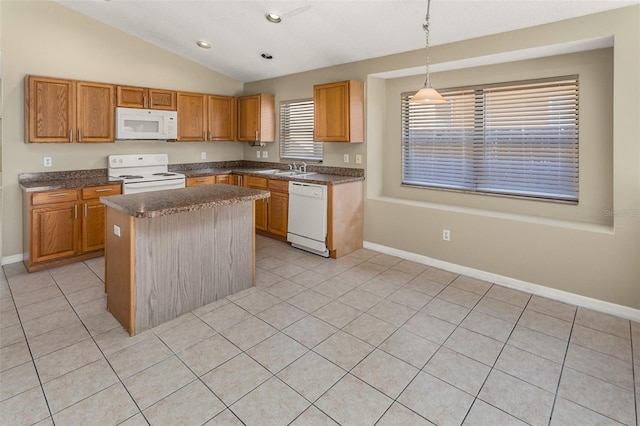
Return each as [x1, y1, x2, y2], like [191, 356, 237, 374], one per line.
[287, 181, 330, 257]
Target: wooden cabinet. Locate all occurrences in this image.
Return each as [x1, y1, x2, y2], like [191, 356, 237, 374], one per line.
[237, 94, 275, 142]
[116, 85, 176, 110]
[176, 92, 207, 141]
[267, 179, 289, 239]
[216, 174, 242, 185]
[186, 176, 216, 187]
[208, 95, 236, 141]
[25, 76, 115, 143]
[243, 176, 269, 231]
[327, 180, 364, 258]
[314, 80, 364, 143]
[23, 184, 122, 272]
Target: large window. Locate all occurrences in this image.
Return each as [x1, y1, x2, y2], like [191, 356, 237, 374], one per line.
[401, 76, 579, 202]
[280, 99, 323, 161]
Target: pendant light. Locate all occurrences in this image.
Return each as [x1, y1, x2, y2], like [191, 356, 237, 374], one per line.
[411, 0, 447, 104]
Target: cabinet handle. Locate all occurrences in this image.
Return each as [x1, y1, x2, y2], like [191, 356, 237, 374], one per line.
[74, 204, 78, 219]
[95, 188, 113, 193]
[196, 178, 206, 182]
[144, 95, 148, 108]
[208, 131, 211, 141]
[255, 130, 259, 142]
[48, 192, 69, 198]
[78, 129, 82, 143]
[69, 129, 73, 143]
[84, 203, 88, 217]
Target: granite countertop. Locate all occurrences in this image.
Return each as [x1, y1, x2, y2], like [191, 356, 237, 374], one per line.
[180, 167, 364, 185]
[19, 169, 123, 193]
[100, 184, 270, 218]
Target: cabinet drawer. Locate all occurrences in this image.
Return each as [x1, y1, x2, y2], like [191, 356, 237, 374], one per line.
[187, 176, 216, 187]
[244, 176, 268, 188]
[32, 190, 79, 205]
[82, 184, 122, 200]
[268, 179, 289, 192]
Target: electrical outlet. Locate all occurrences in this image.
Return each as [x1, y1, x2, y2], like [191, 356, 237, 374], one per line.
[442, 229, 451, 241]
[355, 154, 362, 164]
[114, 225, 121, 237]
[262, 151, 268, 159]
[343, 154, 349, 163]
[256, 151, 261, 159]
[44, 157, 52, 167]
[201, 152, 207, 160]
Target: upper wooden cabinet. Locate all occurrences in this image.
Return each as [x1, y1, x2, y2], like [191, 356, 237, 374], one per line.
[176, 91, 207, 141]
[314, 80, 364, 143]
[25, 76, 115, 143]
[208, 95, 237, 141]
[116, 85, 176, 110]
[237, 94, 275, 142]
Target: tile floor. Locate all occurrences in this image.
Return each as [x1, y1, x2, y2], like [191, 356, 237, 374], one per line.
[1, 236, 638, 425]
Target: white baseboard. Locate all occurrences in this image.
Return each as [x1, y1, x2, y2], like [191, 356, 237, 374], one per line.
[363, 241, 640, 322]
[2, 254, 23, 266]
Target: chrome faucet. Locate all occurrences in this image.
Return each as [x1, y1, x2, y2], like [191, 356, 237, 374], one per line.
[300, 162, 307, 173]
[290, 162, 298, 171]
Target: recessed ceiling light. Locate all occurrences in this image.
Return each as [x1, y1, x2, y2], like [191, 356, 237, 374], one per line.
[261, 53, 273, 60]
[196, 41, 211, 49]
[265, 13, 281, 23]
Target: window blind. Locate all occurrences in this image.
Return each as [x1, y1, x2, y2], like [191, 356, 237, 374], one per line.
[402, 76, 579, 202]
[280, 99, 323, 161]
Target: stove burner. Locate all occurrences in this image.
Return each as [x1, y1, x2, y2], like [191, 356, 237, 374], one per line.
[119, 175, 144, 179]
[152, 172, 177, 176]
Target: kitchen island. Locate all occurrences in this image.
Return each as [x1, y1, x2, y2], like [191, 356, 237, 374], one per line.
[101, 184, 270, 336]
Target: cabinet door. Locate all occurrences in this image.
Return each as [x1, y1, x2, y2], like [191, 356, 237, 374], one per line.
[76, 81, 115, 143]
[31, 203, 79, 263]
[314, 81, 349, 141]
[237, 95, 259, 141]
[116, 85, 147, 108]
[244, 176, 268, 231]
[177, 92, 207, 141]
[187, 176, 215, 187]
[149, 89, 176, 110]
[25, 76, 75, 143]
[268, 191, 289, 238]
[208, 95, 236, 141]
[215, 175, 232, 184]
[82, 200, 107, 252]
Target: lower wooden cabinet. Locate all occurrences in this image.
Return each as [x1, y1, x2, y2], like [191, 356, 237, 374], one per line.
[186, 176, 216, 187]
[243, 176, 269, 232]
[23, 184, 122, 272]
[267, 180, 288, 239]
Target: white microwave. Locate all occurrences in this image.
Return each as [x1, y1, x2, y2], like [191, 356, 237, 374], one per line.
[115, 107, 177, 140]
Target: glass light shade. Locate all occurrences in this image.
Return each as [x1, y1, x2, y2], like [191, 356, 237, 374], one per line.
[410, 86, 448, 104]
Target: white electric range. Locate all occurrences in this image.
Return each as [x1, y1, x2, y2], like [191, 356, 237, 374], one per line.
[108, 154, 186, 194]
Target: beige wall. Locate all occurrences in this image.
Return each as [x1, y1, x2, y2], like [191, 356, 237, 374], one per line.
[245, 6, 640, 309]
[1, 0, 245, 257]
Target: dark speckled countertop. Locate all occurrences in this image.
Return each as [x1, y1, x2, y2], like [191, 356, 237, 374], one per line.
[100, 184, 269, 218]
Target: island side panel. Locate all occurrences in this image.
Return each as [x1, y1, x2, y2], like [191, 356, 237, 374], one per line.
[327, 181, 364, 258]
[105, 207, 135, 335]
[134, 201, 254, 332]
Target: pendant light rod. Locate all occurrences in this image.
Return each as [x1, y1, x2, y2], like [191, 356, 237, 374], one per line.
[422, 0, 433, 88]
[411, 0, 447, 104]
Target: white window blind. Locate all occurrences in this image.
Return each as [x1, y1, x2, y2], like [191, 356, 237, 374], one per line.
[280, 99, 323, 161]
[402, 76, 579, 202]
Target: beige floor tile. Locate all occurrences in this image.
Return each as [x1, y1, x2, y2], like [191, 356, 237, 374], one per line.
[64, 284, 105, 307]
[199, 303, 252, 332]
[254, 268, 284, 287]
[358, 277, 403, 298]
[473, 296, 524, 323]
[290, 405, 339, 425]
[155, 317, 215, 352]
[423, 346, 491, 396]
[220, 316, 277, 350]
[283, 315, 337, 348]
[575, 307, 631, 339]
[34, 338, 103, 383]
[351, 349, 418, 398]
[32, 416, 54, 426]
[404, 275, 448, 296]
[0, 324, 25, 349]
[73, 296, 107, 321]
[107, 335, 173, 380]
[558, 367, 635, 425]
[519, 309, 573, 340]
[398, 371, 474, 425]
[461, 310, 516, 342]
[376, 269, 415, 286]
[27, 322, 90, 359]
[6, 271, 55, 295]
[450, 276, 492, 295]
[366, 299, 416, 326]
[246, 332, 308, 373]
[507, 325, 568, 363]
[93, 327, 154, 356]
[256, 256, 287, 271]
[419, 267, 458, 285]
[403, 312, 456, 345]
[344, 247, 378, 261]
[0, 307, 20, 329]
[226, 286, 259, 301]
[143, 380, 225, 425]
[0, 361, 40, 401]
[338, 288, 383, 311]
[387, 287, 432, 310]
[565, 343, 634, 390]
[81, 310, 122, 336]
[286, 289, 333, 313]
[177, 333, 241, 377]
[379, 328, 439, 368]
[0, 386, 50, 425]
[463, 399, 528, 425]
[313, 278, 358, 299]
[479, 370, 555, 426]
[333, 269, 372, 286]
[370, 253, 403, 267]
[22, 307, 80, 339]
[201, 353, 272, 405]
[526, 295, 576, 322]
[123, 356, 196, 409]
[313, 300, 362, 328]
[265, 280, 307, 300]
[118, 413, 149, 426]
[343, 313, 397, 346]
[376, 402, 433, 425]
[14, 296, 70, 323]
[231, 377, 310, 425]
[52, 383, 138, 426]
[272, 262, 307, 279]
[351, 261, 388, 279]
[391, 259, 429, 275]
[484, 285, 531, 307]
[232, 290, 281, 314]
[550, 397, 625, 426]
[277, 351, 346, 402]
[257, 301, 307, 330]
[313, 261, 350, 277]
[495, 345, 562, 393]
[420, 297, 470, 325]
[12, 284, 62, 308]
[570, 324, 632, 362]
[203, 409, 244, 425]
[437, 286, 483, 309]
[316, 374, 393, 426]
[43, 358, 119, 413]
[192, 297, 230, 317]
[444, 327, 504, 366]
[314, 330, 374, 371]
[289, 269, 327, 287]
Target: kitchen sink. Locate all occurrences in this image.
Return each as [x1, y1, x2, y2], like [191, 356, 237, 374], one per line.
[275, 171, 316, 177]
[254, 169, 280, 175]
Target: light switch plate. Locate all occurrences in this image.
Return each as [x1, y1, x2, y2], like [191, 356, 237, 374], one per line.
[114, 225, 121, 237]
[262, 151, 268, 158]
[256, 151, 261, 159]
[343, 154, 349, 163]
[355, 154, 362, 164]
[201, 152, 207, 160]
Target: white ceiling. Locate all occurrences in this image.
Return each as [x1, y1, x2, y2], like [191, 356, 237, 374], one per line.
[56, 0, 637, 83]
